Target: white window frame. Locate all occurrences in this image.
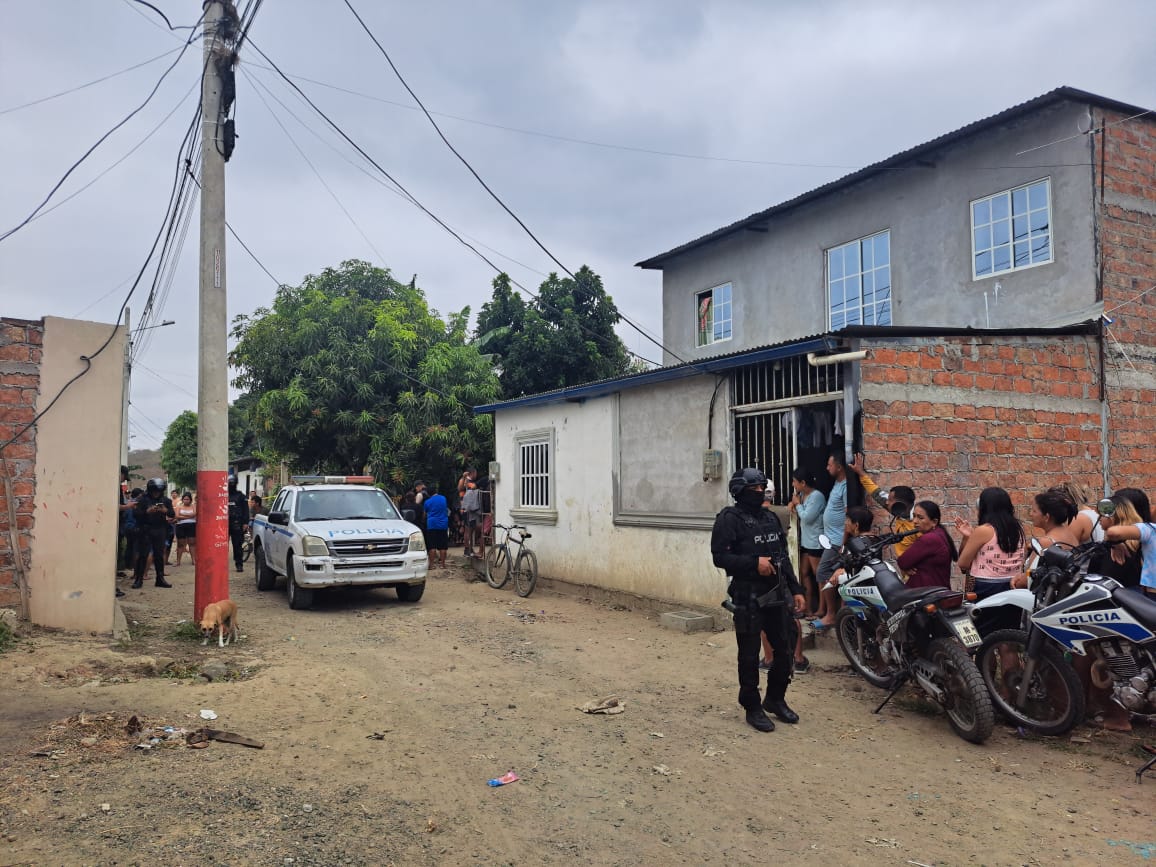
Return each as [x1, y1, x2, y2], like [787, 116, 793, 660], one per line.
[826, 230, 892, 330]
[970, 177, 1053, 280]
[511, 427, 557, 525]
[695, 282, 733, 347]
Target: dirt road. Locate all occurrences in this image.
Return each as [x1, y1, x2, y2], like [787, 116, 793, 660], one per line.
[1, 558, 1153, 865]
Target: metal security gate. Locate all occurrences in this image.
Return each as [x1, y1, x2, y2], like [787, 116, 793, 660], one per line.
[732, 355, 844, 506]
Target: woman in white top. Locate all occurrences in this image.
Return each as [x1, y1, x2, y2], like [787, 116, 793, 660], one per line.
[174, 492, 197, 566]
[1052, 480, 1104, 545]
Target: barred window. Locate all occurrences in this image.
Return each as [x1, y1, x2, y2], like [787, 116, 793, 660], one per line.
[520, 439, 550, 508]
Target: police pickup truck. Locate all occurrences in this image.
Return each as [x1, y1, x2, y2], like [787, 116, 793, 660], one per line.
[252, 476, 427, 610]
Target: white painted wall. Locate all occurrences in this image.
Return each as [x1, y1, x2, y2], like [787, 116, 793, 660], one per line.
[492, 396, 733, 609]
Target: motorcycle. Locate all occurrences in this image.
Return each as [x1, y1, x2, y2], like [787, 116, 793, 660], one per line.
[821, 530, 994, 744]
[974, 511, 1156, 757]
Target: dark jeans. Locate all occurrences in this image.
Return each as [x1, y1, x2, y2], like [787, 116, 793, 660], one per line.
[119, 529, 137, 571]
[732, 583, 796, 709]
[134, 529, 168, 582]
[229, 525, 245, 568]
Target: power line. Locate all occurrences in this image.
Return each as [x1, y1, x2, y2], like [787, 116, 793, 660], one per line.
[342, 0, 574, 281]
[247, 40, 662, 369]
[0, 48, 183, 116]
[0, 22, 201, 244]
[124, 0, 199, 31]
[242, 66, 391, 266]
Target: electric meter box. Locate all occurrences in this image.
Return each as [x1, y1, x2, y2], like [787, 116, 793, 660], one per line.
[702, 449, 723, 481]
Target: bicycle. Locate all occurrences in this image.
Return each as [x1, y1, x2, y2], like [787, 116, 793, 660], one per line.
[485, 523, 538, 597]
[241, 524, 253, 562]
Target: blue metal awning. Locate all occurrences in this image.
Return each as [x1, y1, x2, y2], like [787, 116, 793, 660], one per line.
[474, 335, 838, 414]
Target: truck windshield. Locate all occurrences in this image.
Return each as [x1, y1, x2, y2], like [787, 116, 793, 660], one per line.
[293, 489, 400, 522]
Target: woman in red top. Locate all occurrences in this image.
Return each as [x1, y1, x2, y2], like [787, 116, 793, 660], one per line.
[897, 500, 958, 590]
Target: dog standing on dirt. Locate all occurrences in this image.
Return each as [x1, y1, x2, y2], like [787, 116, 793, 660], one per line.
[200, 599, 239, 648]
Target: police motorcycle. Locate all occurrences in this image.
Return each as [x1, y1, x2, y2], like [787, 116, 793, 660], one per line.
[974, 501, 1156, 754]
[820, 531, 995, 744]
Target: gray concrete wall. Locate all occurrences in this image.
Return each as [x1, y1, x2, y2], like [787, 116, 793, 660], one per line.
[659, 100, 1099, 362]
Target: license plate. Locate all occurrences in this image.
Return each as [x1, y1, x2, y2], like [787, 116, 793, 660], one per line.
[951, 616, 982, 648]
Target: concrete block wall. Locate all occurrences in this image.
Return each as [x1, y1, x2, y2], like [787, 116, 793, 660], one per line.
[859, 334, 1103, 521]
[0, 317, 43, 608]
[1097, 111, 1156, 496]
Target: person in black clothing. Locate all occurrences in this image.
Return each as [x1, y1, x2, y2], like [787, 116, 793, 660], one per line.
[133, 478, 175, 588]
[228, 479, 250, 572]
[712, 467, 806, 732]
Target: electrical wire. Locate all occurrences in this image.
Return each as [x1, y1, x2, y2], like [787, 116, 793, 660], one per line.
[246, 40, 662, 369]
[0, 48, 184, 116]
[242, 67, 390, 266]
[342, 0, 574, 282]
[0, 18, 203, 244]
[124, 0, 199, 31]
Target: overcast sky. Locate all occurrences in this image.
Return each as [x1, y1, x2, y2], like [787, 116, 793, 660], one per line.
[1, 0, 1153, 451]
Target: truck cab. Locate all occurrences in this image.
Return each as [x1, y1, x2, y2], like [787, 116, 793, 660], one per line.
[252, 476, 427, 609]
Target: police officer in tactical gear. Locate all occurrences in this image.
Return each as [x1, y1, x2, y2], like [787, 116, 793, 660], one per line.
[132, 478, 175, 589]
[712, 468, 806, 732]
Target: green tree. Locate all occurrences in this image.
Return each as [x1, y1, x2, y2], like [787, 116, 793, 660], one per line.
[228, 393, 259, 459]
[160, 410, 198, 490]
[476, 266, 633, 398]
[229, 260, 500, 487]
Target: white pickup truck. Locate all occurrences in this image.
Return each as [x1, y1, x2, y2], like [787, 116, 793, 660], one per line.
[251, 477, 427, 610]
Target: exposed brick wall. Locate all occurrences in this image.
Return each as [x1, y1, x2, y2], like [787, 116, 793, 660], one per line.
[859, 335, 1103, 520]
[1096, 111, 1156, 495]
[0, 317, 42, 609]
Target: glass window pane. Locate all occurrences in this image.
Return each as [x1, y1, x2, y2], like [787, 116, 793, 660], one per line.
[861, 240, 873, 270]
[1029, 180, 1048, 210]
[975, 250, 992, 276]
[1012, 214, 1029, 241]
[831, 311, 845, 330]
[877, 299, 892, 325]
[829, 249, 844, 280]
[1014, 241, 1030, 267]
[991, 194, 1009, 221]
[1030, 210, 1049, 233]
[993, 220, 1010, 247]
[974, 225, 991, 251]
[844, 244, 860, 274]
[874, 233, 889, 265]
[993, 245, 1011, 272]
[973, 200, 991, 225]
[1011, 187, 1028, 215]
[845, 307, 862, 325]
[830, 278, 845, 306]
[862, 270, 874, 300]
[1034, 236, 1051, 262]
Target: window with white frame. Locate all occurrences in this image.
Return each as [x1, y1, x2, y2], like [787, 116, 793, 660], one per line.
[971, 178, 1052, 278]
[695, 282, 732, 347]
[512, 427, 556, 522]
[827, 231, 891, 329]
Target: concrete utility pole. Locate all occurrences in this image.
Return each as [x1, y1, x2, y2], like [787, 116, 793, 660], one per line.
[194, 1, 238, 620]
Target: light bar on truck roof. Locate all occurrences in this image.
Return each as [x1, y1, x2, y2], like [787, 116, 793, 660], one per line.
[289, 475, 376, 485]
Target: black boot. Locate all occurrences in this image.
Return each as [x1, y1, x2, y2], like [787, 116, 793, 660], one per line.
[155, 577, 173, 588]
[763, 696, 799, 724]
[131, 578, 143, 589]
[744, 707, 775, 732]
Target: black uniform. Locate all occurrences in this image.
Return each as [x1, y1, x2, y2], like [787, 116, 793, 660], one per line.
[133, 490, 174, 587]
[711, 503, 803, 711]
[228, 487, 250, 571]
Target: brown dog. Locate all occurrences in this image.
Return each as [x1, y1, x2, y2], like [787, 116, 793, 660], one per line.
[200, 599, 239, 647]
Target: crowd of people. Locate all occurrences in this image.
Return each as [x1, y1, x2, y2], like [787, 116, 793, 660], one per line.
[750, 451, 1154, 733]
[396, 468, 492, 570]
[116, 469, 266, 592]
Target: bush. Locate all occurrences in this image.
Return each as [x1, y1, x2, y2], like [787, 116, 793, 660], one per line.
[0, 619, 16, 653]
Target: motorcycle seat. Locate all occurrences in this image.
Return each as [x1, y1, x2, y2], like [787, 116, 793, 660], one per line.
[1113, 587, 1156, 631]
[880, 583, 958, 611]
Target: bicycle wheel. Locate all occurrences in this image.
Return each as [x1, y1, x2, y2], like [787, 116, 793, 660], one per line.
[485, 544, 510, 589]
[512, 549, 539, 597]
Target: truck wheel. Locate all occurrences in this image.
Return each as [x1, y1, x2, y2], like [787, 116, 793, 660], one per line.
[254, 543, 276, 591]
[286, 557, 314, 610]
[395, 582, 425, 602]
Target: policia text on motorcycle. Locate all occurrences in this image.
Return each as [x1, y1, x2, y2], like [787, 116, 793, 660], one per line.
[712, 468, 807, 732]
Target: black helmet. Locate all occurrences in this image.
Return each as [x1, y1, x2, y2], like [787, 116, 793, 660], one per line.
[146, 478, 165, 494]
[728, 467, 767, 499]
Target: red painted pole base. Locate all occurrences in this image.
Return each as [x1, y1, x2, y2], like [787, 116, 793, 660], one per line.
[194, 469, 230, 622]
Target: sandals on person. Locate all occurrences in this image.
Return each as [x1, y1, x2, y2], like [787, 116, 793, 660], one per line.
[793, 656, 811, 674]
[809, 619, 833, 633]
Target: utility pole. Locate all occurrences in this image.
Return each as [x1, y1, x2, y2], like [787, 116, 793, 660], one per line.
[194, 1, 239, 620]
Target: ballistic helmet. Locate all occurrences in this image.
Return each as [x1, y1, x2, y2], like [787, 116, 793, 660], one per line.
[728, 467, 767, 499]
[146, 478, 166, 495]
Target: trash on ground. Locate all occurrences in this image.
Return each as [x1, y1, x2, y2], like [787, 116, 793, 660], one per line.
[487, 771, 519, 787]
[649, 732, 664, 738]
[199, 709, 218, 721]
[578, 695, 625, 715]
[185, 728, 265, 749]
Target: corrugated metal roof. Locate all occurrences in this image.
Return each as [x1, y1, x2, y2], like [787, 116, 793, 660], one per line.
[637, 87, 1151, 270]
[474, 319, 1102, 414]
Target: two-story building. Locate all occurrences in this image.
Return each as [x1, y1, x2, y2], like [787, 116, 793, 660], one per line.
[476, 87, 1156, 609]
